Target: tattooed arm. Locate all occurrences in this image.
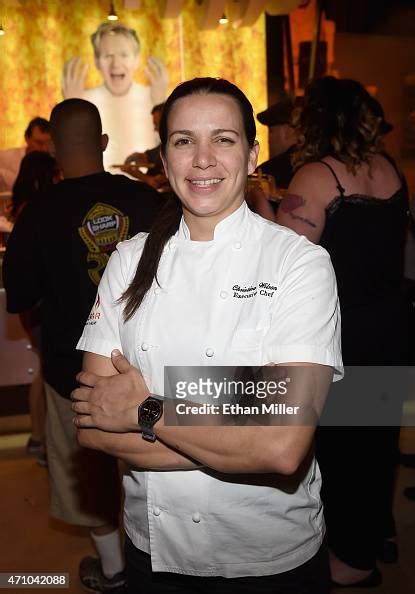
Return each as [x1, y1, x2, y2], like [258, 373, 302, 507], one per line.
[276, 163, 333, 243]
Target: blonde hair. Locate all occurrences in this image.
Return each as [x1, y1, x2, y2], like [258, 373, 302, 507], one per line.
[90, 22, 140, 58]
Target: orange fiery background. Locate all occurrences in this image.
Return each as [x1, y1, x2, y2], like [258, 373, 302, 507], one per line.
[0, 0, 333, 162]
[0, 0, 268, 154]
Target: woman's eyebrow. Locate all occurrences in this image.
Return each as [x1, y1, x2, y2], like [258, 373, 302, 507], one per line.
[169, 130, 194, 139]
[212, 128, 239, 136]
[169, 128, 239, 139]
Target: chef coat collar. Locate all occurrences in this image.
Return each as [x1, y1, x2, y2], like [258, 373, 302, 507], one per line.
[177, 200, 249, 243]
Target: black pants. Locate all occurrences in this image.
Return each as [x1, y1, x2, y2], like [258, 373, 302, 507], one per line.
[125, 536, 330, 594]
[317, 426, 400, 570]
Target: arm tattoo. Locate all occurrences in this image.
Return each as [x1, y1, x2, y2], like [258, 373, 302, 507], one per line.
[280, 193, 305, 213]
[280, 192, 317, 229]
[289, 212, 317, 228]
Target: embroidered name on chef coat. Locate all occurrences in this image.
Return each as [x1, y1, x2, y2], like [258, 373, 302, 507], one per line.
[232, 281, 277, 299]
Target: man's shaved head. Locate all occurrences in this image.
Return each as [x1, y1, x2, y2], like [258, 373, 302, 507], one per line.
[49, 99, 106, 178]
[50, 99, 102, 149]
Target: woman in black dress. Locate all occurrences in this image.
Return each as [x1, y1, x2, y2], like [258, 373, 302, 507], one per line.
[276, 76, 410, 587]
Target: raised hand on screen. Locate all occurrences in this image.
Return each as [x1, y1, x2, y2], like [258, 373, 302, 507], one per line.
[145, 56, 168, 105]
[62, 57, 88, 99]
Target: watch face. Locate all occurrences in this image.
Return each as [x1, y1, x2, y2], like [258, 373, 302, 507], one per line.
[141, 398, 162, 423]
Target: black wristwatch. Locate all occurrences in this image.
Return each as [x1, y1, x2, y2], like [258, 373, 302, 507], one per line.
[138, 396, 164, 442]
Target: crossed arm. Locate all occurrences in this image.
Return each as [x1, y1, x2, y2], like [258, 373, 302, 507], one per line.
[72, 351, 333, 475]
[74, 352, 201, 471]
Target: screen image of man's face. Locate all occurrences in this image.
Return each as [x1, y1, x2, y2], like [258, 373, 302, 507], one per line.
[96, 33, 139, 96]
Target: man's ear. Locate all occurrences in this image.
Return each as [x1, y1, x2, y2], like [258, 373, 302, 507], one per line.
[248, 140, 260, 175]
[101, 133, 109, 152]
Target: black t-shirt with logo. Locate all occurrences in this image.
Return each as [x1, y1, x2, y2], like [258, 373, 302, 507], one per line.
[3, 172, 160, 398]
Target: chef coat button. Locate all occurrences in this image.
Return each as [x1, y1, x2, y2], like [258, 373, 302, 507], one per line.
[192, 512, 201, 523]
[141, 342, 149, 351]
[205, 348, 214, 358]
[154, 287, 160, 296]
[234, 241, 242, 250]
[153, 507, 161, 516]
[220, 290, 228, 299]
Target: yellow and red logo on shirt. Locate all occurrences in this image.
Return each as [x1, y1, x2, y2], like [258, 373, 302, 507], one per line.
[78, 202, 129, 285]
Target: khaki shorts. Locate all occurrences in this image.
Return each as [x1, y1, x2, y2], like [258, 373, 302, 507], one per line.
[45, 383, 121, 527]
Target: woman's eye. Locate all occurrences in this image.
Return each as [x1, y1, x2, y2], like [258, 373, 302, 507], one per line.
[216, 137, 235, 145]
[174, 138, 192, 146]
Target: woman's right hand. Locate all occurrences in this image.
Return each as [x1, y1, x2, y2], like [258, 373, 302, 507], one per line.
[72, 350, 150, 433]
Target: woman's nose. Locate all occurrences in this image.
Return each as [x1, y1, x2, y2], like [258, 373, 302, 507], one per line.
[192, 142, 216, 169]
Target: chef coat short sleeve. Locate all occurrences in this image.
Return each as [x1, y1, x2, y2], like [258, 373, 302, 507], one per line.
[77, 235, 144, 358]
[263, 241, 342, 375]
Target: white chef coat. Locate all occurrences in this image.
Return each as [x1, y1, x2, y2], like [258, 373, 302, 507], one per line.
[78, 201, 342, 578]
[83, 83, 158, 171]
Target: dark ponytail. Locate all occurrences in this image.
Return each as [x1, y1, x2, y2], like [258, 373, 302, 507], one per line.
[120, 193, 181, 320]
[120, 77, 256, 320]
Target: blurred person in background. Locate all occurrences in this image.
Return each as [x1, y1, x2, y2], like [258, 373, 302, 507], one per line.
[3, 98, 160, 593]
[247, 97, 299, 219]
[8, 150, 60, 466]
[10, 151, 61, 220]
[121, 102, 169, 192]
[256, 96, 299, 188]
[276, 76, 410, 588]
[0, 117, 51, 192]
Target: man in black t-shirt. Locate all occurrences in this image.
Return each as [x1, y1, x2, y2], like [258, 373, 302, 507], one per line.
[3, 99, 160, 593]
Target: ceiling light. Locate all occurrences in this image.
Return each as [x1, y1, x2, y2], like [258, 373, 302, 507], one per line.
[0, 25, 5, 36]
[108, 1, 118, 21]
[219, 13, 228, 25]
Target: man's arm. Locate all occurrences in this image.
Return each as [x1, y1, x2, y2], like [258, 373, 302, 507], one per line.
[3, 203, 42, 313]
[75, 352, 201, 471]
[246, 186, 277, 222]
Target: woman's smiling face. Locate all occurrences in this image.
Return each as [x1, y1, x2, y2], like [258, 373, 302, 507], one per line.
[161, 92, 259, 226]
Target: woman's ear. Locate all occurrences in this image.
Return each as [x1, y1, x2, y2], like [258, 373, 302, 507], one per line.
[248, 140, 260, 175]
[160, 151, 168, 177]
